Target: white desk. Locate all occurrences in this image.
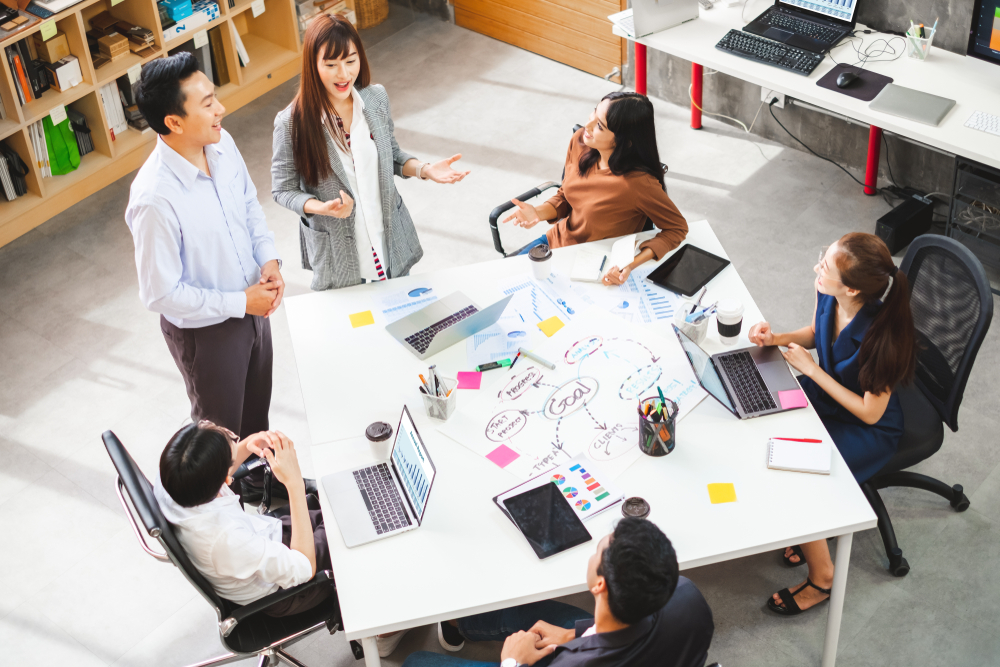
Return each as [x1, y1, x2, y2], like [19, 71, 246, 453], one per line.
[285, 221, 877, 667]
[617, 4, 1000, 193]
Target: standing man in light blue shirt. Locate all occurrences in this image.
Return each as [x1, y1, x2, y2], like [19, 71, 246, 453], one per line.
[126, 53, 283, 499]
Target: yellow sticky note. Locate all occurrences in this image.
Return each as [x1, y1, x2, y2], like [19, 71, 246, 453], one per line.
[349, 310, 374, 328]
[538, 316, 564, 337]
[39, 20, 57, 41]
[707, 483, 737, 504]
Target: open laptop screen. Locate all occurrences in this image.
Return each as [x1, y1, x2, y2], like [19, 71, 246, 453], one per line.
[392, 407, 436, 523]
[673, 326, 738, 416]
[779, 0, 857, 23]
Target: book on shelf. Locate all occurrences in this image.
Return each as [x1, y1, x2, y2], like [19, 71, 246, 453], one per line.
[0, 142, 29, 199]
[208, 25, 229, 86]
[231, 23, 249, 66]
[67, 109, 94, 157]
[169, 36, 214, 86]
[98, 82, 128, 140]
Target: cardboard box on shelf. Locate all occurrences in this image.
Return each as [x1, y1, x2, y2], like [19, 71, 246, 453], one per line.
[43, 54, 83, 92]
[162, 0, 219, 41]
[32, 31, 70, 63]
[98, 33, 130, 61]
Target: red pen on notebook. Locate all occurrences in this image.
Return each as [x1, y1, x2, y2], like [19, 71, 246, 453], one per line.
[772, 438, 823, 443]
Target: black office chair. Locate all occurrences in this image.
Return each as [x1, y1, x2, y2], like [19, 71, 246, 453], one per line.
[102, 430, 355, 666]
[487, 125, 663, 257]
[860, 235, 993, 577]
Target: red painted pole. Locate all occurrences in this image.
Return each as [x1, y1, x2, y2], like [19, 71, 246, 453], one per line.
[865, 125, 882, 195]
[635, 42, 647, 95]
[691, 63, 703, 129]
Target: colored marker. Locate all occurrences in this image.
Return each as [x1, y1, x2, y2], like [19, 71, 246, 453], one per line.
[518, 347, 556, 370]
[509, 351, 522, 370]
[477, 359, 512, 372]
[656, 385, 667, 407]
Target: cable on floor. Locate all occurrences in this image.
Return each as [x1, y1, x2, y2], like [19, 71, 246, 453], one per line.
[688, 84, 770, 161]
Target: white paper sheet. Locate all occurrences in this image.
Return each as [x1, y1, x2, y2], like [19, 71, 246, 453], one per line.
[379, 286, 438, 323]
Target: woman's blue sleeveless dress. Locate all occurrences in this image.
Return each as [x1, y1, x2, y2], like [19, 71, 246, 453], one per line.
[798, 293, 904, 483]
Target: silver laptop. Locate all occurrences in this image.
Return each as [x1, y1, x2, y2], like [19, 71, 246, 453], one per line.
[868, 84, 956, 127]
[632, 0, 699, 37]
[672, 325, 805, 419]
[323, 406, 436, 548]
[387, 291, 514, 360]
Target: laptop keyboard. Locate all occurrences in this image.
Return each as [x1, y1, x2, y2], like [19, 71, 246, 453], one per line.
[717, 351, 778, 414]
[764, 11, 842, 43]
[353, 463, 411, 535]
[404, 305, 478, 354]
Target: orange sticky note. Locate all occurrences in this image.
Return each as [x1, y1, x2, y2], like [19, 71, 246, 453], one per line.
[538, 316, 564, 337]
[707, 483, 737, 504]
[349, 310, 374, 328]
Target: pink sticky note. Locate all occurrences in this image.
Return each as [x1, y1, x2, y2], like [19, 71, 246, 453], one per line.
[778, 389, 808, 410]
[486, 444, 520, 468]
[456, 371, 482, 389]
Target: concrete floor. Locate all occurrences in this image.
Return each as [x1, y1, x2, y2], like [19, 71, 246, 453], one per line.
[2, 6, 999, 667]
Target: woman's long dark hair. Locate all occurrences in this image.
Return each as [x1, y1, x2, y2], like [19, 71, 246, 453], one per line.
[292, 14, 371, 187]
[835, 233, 916, 395]
[578, 92, 664, 188]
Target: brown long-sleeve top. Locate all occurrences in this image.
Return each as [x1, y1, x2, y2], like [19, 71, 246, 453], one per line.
[543, 129, 687, 260]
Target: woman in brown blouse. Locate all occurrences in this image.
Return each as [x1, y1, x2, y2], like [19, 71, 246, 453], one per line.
[503, 91, 687, 286]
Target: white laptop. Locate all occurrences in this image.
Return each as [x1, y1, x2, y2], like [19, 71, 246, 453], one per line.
[322, 406, 436, 548]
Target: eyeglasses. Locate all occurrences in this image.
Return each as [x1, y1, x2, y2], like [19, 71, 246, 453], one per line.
[198, 420, 238, 444]
[816, 246, 843, 284]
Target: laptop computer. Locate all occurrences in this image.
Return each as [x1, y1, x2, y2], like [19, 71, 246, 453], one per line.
[868, 84, 956, 127]
[672, 325, 805, 419]
[743, 0, 858, 53]
[387, 291, 514, 360]
[629, 0, 699, 38]
[323, 406, 436, 548]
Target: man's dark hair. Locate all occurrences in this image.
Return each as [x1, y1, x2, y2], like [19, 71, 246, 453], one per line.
[136, 52, 202, 136]
[159, 424, 232, 507]
[598, 518, 679, 624]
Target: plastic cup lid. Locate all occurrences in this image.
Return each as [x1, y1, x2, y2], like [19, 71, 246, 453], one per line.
[365, 422, 393, 442]
[528, 244, 552, 261]
[716, 298, 744, 318]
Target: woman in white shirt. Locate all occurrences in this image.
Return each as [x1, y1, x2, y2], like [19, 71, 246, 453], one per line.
[272, 14, 469, 290]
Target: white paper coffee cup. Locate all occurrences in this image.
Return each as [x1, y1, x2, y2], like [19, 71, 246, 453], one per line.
[366, 422, 393, 460]
[716, 299, 744, 346]
[529, 244, 552, 281]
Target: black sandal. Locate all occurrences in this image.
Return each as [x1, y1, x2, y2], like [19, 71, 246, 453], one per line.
[767, 578, 831, 616]
[782, 545, 806, 568]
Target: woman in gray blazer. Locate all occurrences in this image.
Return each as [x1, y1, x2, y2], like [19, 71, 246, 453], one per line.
[272, 14, 468, 290]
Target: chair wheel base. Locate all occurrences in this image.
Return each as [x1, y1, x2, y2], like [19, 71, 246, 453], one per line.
[950, 484, 970, 512]
[889, 550, 910, 577]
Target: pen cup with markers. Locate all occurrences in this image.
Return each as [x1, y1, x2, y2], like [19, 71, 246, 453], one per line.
[637, 396, 678, 457]
[905, 26, 935, 60]
[422, 378, 457, 421]
[674, 301, 709, 344]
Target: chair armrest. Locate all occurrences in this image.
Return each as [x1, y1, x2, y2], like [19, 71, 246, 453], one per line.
[221, 570, 335, 636]
[488, 181, 559, 256]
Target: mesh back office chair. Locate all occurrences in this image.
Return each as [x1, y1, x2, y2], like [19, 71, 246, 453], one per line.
[102, 430, 352, 667]
[487, 125, 663, 257]
[860, 236, 994, 576]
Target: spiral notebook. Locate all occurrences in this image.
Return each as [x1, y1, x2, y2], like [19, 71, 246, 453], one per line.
[767, 438, 831, 475]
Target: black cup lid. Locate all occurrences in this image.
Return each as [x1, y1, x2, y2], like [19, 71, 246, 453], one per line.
[622, 497, 650, 519]
[528, 244, 552, 262]
[365, 422, 393, 442]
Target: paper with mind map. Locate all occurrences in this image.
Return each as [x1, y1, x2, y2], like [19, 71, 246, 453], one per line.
[442, 308, 707, 481]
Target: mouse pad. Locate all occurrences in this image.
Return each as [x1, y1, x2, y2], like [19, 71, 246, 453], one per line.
[817, 64, 893, 102]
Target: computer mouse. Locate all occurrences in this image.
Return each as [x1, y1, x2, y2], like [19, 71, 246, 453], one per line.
[836, 71, 860, 89]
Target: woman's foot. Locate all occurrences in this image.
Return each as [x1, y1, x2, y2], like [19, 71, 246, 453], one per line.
[375, 629, 410, 657]
[769, 576, 832, 614]
[782, 546, 805, 567]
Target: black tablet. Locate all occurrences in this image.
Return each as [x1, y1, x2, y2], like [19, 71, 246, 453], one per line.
[502, 482, 592, 559]
[645, 244, 731, 297]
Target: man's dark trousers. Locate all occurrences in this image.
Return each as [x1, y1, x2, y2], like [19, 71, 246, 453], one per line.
[160, 314, 272, 437]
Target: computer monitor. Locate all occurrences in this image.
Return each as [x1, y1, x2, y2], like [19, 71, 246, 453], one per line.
[778, 0, 858, 24]
[968, 0, 1000, 66]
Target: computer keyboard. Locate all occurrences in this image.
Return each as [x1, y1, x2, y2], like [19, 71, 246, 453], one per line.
[965, 111, 1000, 138]
[716, 30, 824, 75]
[404, 304, 478, 354]
[763, 11, 841, 43]
[717, 351, 778, 414]
[354, 463, 411, 535]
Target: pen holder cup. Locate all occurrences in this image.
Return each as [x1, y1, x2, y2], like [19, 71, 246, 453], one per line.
[906, 31, 934, 60]
[674, 302, 709, 345]
[422, 378, 457, 421]
[637, 396, 678, 457]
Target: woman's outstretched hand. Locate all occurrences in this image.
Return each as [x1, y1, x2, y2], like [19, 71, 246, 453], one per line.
[423, 154, 470, 184]
[503, 198, 542, 229]
[307, 191, 354, 219]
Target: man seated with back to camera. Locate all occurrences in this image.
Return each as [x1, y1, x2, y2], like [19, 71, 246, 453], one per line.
[153, 422, 333, 616]
[402, 517, 714, 667]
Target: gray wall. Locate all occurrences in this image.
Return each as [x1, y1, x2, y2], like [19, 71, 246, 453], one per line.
[621, 0, 981, 200]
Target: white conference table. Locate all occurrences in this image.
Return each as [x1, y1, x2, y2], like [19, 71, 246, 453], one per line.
[617, 3, 1000, 193]
[285, 221, 877, 667]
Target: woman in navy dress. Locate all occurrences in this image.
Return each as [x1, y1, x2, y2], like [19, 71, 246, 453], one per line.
[747, 233, 916, 616]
